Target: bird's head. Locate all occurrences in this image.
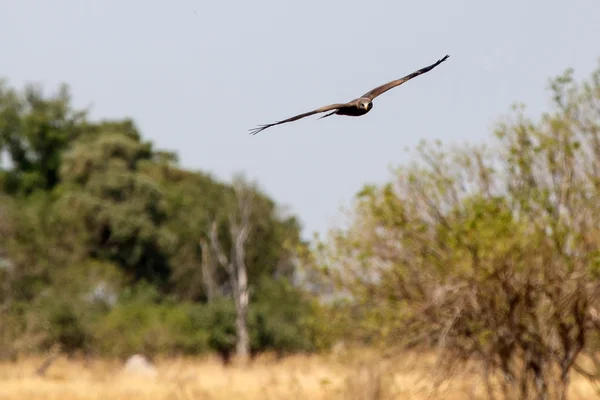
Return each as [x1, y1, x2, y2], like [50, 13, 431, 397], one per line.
[359, 99, 373, 111]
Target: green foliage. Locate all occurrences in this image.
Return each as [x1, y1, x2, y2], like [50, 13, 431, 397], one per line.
[198, 298, 237, 358]
[0, 81, 86, 194]
[40, 298, 89, 354]
[55, 129, 176, 287]
[0, 77, 320, 360]
[183, 279, 325, 360]
[315, 58, 600, 398]
[250, 276, 317, 355]
[87, 283, 324, 359]
[93, 294, 210, 358]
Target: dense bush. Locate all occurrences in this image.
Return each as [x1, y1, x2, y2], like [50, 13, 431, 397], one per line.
[0, 278, 328, 360]
[315, 61, 600, 399]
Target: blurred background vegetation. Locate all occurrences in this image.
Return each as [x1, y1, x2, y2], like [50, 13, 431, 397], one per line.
[0, 78, 332, 361]
[1, 58, 600, 399]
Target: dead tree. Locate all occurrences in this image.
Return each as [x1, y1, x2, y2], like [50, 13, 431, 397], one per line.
[200, 237, 218, 302]
[208, 179, 254, 362]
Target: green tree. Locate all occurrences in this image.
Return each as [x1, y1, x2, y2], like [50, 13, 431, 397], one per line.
[0, 78, 320, 361]
[316, 59, 600, 399]
[0, 80, 86, 194]
[55, 123, 177, 287]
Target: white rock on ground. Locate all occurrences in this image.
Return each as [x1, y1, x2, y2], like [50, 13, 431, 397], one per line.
[123, 354, 158, 378]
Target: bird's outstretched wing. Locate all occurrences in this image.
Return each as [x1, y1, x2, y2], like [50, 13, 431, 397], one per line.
[249, 102, 351, 135]
[360, 54, 450, 101]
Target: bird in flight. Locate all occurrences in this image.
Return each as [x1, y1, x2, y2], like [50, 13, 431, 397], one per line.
[249, 54, 450, 135]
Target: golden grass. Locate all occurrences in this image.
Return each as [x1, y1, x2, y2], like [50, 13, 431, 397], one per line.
[0, 351, 598, 400]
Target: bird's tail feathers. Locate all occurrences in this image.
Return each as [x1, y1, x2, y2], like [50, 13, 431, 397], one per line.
[318, 110, 337, 120]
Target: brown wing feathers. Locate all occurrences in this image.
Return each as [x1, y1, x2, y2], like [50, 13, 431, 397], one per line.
[248, 103, 350, 135]
[361, 54, 450, 101]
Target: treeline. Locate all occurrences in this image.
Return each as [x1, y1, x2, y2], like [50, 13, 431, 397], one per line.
[312, 60, 600, 399]
[0, 80, 330, 361]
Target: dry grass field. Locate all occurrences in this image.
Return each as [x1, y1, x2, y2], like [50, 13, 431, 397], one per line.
[0, 351, 598, 400]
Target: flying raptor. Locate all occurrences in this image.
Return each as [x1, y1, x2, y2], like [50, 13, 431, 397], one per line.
[249, 54, 450, 135]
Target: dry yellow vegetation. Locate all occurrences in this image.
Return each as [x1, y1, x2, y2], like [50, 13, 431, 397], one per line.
[0, 351, 598, 400]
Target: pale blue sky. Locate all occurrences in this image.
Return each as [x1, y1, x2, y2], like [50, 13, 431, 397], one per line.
[1, 0, 599, 238]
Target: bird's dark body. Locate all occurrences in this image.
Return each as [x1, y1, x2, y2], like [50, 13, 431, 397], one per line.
[336, 99, 373, 116]
[249, 54, 449, 135]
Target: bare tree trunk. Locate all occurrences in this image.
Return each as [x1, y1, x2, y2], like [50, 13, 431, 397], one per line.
[208, 177, 254, 363]
[200, 237, 218, 302]
[35, 344, 61, 377]
[232, 219, 250, 361]
[234, 285, 250, 360]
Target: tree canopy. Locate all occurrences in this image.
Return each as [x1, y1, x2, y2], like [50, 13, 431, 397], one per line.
[0, 79, 321, 361]
[313, 59, 600, 399]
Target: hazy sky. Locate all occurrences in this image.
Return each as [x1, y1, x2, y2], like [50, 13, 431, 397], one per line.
[1, 0, 599, 238]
